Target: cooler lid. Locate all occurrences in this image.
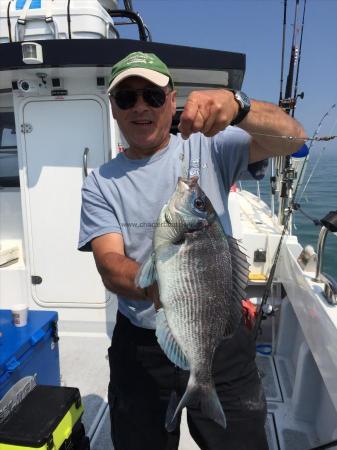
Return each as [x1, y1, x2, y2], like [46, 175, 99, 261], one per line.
[0, 385, 81, 446]
[0, 310, 58, 379]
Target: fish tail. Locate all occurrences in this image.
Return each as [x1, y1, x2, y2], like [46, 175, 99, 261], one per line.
[165, 378, 227, 432]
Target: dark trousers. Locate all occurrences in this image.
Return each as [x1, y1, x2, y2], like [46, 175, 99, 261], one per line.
[108, 312, 269, 450]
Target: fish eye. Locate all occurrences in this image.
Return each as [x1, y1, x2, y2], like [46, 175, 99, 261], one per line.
[194, 197, 206, 211]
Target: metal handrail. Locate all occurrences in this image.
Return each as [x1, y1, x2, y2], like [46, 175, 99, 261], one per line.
[107, 9, 150, 41]
[315, 211, 337, 305]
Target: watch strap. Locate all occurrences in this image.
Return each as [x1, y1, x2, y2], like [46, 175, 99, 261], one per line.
[228, 90, 250, 126]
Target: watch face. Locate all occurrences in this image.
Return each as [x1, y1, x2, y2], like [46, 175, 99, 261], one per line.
[236, 91, 250, 109]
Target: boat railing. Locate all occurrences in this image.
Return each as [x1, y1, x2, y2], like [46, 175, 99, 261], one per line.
[315, 210, 337, 305]
[107, 9, 151, 41]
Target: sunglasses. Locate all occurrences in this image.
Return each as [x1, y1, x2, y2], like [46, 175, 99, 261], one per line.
[111, 88, 169, 110]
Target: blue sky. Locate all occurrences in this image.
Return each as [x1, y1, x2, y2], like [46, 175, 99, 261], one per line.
[121, 0, 337, 143]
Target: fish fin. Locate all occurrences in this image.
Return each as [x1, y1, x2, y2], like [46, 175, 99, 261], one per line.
[166, 379, 226, 432]
[226, 236, 250, 336]
[135, 253, 157, 288]
[156, 309, 189, 370]
[165, 390, 181, 431]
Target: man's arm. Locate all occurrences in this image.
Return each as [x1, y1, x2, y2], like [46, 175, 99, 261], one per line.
[178, 89, 307, 163]
[240, 99, 306, 163]
[91, 233, 159, 304]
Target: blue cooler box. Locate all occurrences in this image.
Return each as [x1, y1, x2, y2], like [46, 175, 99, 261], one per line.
[0, 310, 60, 400]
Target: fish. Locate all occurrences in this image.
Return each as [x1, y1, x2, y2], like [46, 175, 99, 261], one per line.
[136, 176, 249, 431]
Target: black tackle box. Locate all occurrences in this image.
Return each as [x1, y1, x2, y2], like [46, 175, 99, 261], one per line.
[0, 385, 89, 449]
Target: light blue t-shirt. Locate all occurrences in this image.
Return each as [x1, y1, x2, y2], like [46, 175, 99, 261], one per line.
[78, 128, 251, 329]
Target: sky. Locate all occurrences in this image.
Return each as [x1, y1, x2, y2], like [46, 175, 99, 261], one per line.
[119, 0, 337, 145]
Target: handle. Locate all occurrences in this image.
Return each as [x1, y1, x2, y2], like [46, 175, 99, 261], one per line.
[83, 147, 89, 177]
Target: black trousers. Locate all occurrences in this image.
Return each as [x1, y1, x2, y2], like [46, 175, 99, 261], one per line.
[108, 312, 269, 450]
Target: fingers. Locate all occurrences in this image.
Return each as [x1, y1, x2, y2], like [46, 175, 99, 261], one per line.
[178, 98, 199, 139]
[178, 90, 237, 139]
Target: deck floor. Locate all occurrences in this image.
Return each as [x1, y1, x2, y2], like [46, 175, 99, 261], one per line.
[59, 334, 289, 450]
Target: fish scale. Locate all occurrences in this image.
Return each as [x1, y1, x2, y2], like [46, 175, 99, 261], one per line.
[136, 177, 249, 431]
[158, 223, 232, 375]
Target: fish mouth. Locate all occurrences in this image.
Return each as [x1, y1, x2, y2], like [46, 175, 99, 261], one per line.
[178, 176, 199, 189]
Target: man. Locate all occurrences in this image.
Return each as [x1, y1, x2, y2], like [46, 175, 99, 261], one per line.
[79, 52, 306, 450]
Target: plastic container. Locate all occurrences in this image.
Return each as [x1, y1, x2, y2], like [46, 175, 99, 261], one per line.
[0, 0, 117, 43]
[98, 0, 118, 9]
[0, 309, 60, 400]
[0, 385, 88, 449]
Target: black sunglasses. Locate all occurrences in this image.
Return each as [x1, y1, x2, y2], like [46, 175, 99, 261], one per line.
[111, 88, 169, 110]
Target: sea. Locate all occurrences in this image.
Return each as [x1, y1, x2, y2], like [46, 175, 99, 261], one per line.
[244, 146, 337, 279]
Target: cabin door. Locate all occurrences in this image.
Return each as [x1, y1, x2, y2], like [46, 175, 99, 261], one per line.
[22, 98, 108, 306]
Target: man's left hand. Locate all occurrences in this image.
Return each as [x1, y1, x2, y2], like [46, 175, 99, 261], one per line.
[178, 89, 239, 139]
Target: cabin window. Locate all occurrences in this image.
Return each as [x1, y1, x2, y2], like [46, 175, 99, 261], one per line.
[0, 111, 19, 187]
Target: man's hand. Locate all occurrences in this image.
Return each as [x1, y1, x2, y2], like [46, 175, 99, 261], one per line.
[178, 89, 307, 162]
[178, 89, 238, 139]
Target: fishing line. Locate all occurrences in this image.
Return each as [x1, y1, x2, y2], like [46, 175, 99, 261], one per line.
[249, 132, 337, 142]
[298, 113, 337, 202]
[253, 205, 292, 339]
[293, 203, 320, 226]
[295, 103, 337, 204]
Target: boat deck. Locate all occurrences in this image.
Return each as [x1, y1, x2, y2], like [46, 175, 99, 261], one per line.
[59, 333, 320, 450]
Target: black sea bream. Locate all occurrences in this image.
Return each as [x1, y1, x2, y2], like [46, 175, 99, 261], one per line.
[136, 177, 249, 430]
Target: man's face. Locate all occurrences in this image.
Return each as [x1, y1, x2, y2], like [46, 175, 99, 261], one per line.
[110, 76, 176, 155]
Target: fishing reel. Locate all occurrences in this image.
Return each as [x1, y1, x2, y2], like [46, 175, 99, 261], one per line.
[279, 92, 304, 113]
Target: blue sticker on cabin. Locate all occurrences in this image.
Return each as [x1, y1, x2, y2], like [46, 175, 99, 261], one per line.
[16, 0, 41, 9]
[16, 0, 26, 10]
[29, 0, 42, 9]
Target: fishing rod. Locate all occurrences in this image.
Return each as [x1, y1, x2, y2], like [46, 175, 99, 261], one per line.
[278, 0, 287, 106]
[292, 0, 306, 118]
[254, 0, 307, 338]
[278, 0, 305, 226]
[254, 103, 337, 339]
[270, 0, 288, 218]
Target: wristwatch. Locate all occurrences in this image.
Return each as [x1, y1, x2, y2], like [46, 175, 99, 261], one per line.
[229, 90, 251, 126]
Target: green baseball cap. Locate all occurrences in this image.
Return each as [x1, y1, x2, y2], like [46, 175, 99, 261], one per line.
[108, 51, 174, 92]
